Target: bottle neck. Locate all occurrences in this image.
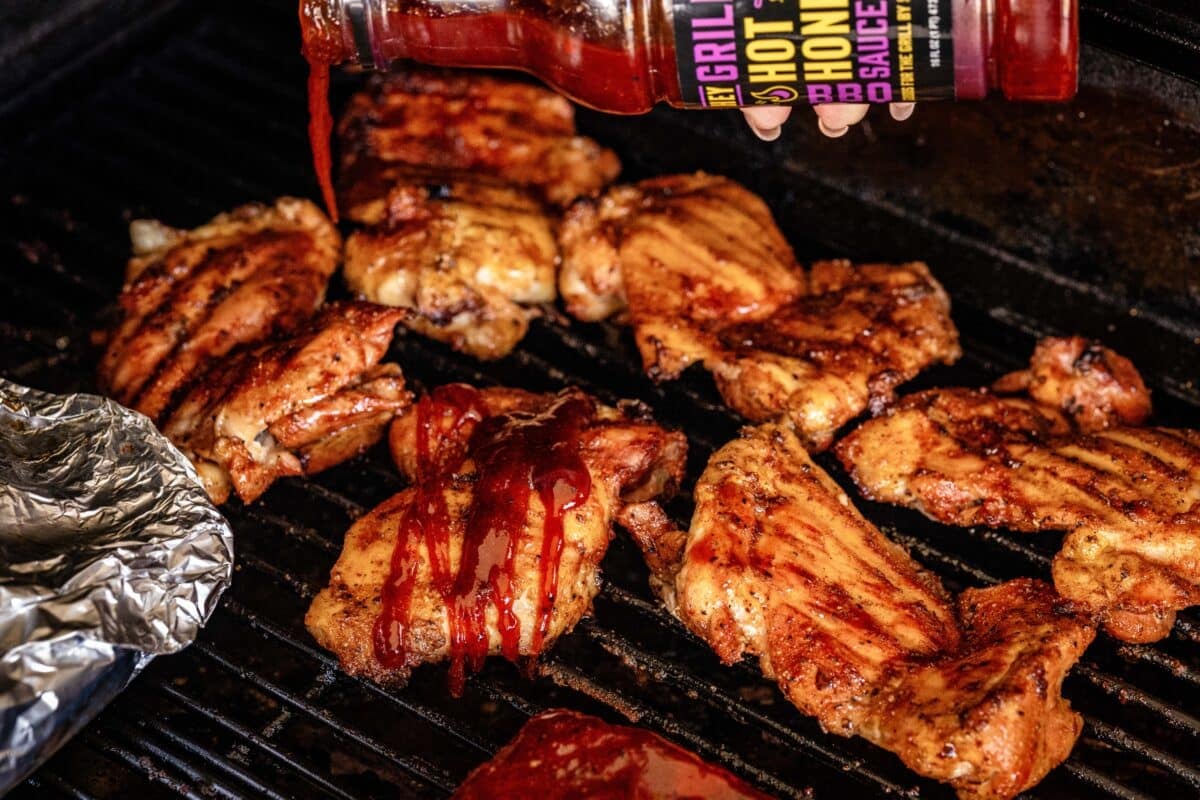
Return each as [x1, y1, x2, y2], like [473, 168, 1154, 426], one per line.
[299, 0, 357, 67]
[302, 0, 672, 113]
[341, 0, 391, 70]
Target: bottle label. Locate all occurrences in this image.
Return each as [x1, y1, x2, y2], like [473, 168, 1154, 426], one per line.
[672, 0, 955, 108]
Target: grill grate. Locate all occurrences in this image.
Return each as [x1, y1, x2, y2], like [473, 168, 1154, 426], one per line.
[2, 2, 1198, 798]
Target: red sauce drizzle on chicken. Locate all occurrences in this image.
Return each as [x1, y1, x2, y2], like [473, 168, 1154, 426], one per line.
[373, 384, 594, 693]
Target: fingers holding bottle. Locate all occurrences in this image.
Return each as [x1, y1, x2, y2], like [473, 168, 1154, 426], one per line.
[744, 103, 917, 141]
[741, 106, 792, 141]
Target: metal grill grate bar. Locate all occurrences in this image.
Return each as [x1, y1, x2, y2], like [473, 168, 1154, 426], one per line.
[214, 596, 503, 759]
[188, 640, 459, 793]
[154, 682, 359, 800]
[222, 546, 891, 796]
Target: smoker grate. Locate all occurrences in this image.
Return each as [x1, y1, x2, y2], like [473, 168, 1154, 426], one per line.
[1, 1, 1198, 798]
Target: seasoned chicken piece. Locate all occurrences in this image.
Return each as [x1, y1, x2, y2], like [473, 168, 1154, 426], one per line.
[634, 422, 1093, 800]
[863, 579, 1093, 800]
[836, 338, 1198, 643]
[559, 174, 960, 449]
[97, 198, 339, 422]
[306, 385, 686, 690]
[991, 335, 1152, 430]
[343, 183, 557, 360]
[452, 709, 773, 800]
[161, 302, 410, 505]
[706, 260, 961, 449]
[558, 173, 804, 325]
[660, 423, 961, 734]
[339, 69, 620, 219]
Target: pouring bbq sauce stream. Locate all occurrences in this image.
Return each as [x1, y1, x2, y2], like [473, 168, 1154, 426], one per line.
[299, 0, 1078, 220]
[372, 385, 594, 695]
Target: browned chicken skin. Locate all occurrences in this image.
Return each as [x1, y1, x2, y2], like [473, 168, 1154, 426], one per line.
[98, 198, 340, 422]
[863, 579, 1093, 800]
[343, 183, 557, 360]
[558, 174, 961, 449]
[338, 70, 617, 359]
[991, 336, 1152, 430]
[161, 301, 410, 505]
[633, 422, 1093, 800]
[306, 386, 686, 688]
[558, 173, 804, 325]
[339, 70, 621, 218]
[836, 337, 1199, 643]
[709, 259, 961, 449]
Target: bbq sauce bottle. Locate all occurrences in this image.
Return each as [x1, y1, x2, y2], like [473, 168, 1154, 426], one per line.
[299, 0, 1077, 213]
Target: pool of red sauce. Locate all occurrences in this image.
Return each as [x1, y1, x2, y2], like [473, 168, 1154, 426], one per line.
[372, 385, 595, 694]
[452, 709, 773, 799]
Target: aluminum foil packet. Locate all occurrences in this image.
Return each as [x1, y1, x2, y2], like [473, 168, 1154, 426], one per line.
[0, 379, 234, 791]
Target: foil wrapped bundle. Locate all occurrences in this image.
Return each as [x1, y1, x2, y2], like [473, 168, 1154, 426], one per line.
[0, 380, 234, 791]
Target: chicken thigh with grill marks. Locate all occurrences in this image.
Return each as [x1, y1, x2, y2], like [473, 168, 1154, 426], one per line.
[338, 69, 620, 218]
[98, 198, 339, 422]
[343, 182, 557, 360]
[306, 385, 686, 690]
[162, 301, 410, 505]
[836, 337, 1199, 643]
[632, 422, 1094, 800]
[338, 70, 619, 360]
[558, 173, 960, 450]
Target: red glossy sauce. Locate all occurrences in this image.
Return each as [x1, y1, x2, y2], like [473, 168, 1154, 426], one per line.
[452, 709, 774, 800]
[298, 3, 342, 221]
[306, 65, 338, 222]
[366, 12, 677, 114]
[373, 385, 595, 694]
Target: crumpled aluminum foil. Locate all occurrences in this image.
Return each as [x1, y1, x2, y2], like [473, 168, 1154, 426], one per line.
[0, 379, 234, 792]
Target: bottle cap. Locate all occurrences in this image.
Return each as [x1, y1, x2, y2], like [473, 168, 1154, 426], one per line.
[994, 0, 1079, 101]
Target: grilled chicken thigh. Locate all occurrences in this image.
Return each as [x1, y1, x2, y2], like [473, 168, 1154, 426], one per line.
[344, 183, 557, 360]
[863, 579, 1093, 800]
[339, 70, 620, 218]
[162, 302, 410, 505]
[338, 70, 615, 359]
[661, 422, 961, 733]
[98, 198, 339, 422]
[634, 422, 1093, 800]
[306, 385, 686, 689]
[708, 260, 961, 449]
[558, 174, 960, 449]
[836, 337, 1199, 643]
[558, 173, 804, 324]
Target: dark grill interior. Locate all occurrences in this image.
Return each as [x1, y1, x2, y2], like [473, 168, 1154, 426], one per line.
[2, 2, 1198, 798]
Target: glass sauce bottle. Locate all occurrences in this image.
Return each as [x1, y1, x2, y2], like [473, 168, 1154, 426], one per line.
[299, 0, 1078, 215]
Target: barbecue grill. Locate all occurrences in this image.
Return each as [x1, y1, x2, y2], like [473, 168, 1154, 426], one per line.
[2, 0, 1198, 797]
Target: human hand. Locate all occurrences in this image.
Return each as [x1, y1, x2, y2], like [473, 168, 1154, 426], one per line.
[741, 103, 916, 141]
